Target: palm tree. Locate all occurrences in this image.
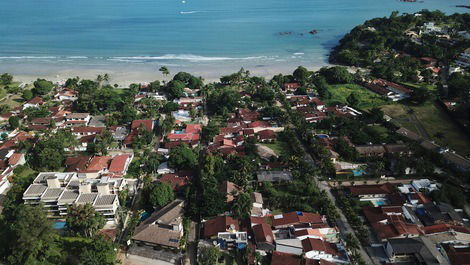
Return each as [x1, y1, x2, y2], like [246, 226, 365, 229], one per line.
[159, 66, 169, 77]
[96, 74, 103, 88]
[103, 73, 110, 85]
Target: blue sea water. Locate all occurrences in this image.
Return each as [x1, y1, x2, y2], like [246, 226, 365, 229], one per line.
[0, 0, 467, 76]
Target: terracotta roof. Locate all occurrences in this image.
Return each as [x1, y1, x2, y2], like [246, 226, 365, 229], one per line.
[252, 223, 274, 245]
[185, 124, 202, 134]
[363, 206, 403, 224]
[257, 129, 276, 140]
[371, 215, 422, 240]
[65, 156, 91, 172]
[86, 156, 111, 172]
[248, 121, 271, 128]
[159, 174, 189, 190]
[219, 180, 240, 202]
[442, 244, 470, 265]
[270, 251, 301, 265]
[108, 154, 131, 174]
[72, 127, 105, 134]
[348, 183, 395, 196]
[272, 211, 324, 227]
[27, 96, 43, 105]
[131, 120, 154, 131]
[203, 216, 239, 238]
[301, 238, 338, 256]
[8, 153, 23, 166]
[423, 224, 470, 235]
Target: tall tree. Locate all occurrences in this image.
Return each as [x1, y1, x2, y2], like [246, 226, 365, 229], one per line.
[66, 204, 105, 238]
[231, 192, 252, 220]
[197, 246, 220, 265]
[6, 205, 57, 265]
[79, 236, 117, 265]
[148, 182, 175, 209]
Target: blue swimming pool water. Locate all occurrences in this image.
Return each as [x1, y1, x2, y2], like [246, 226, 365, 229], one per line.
[52, 221, 67, 230]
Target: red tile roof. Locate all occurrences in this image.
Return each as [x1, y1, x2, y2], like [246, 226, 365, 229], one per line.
[108, 154, 132, 174]
[248, 121, 271, 128]
[203, 216, 239, 238]
[252, 223, 274, 245]
[371, 215, 421, 240]
[301, 238, 338, 256]
[348, 183, 395, 196]
[8, 153, 23, 166]
[272, 212, 324, 228]
[257, 129, 276, 140]
[159, 174, 189, 190]
[185, 124, 202, 134]
[27, 96, 44, 105]
[423, 224, 470, 235]
[86, 156, 111, 172]
[65, 156, 91, 172]
[131, 120, 154, 131]
[270, 251, 301, 265]
[72, 127, 105, 134]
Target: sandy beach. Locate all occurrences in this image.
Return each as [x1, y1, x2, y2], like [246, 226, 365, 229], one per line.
[0, 61, 325, 87]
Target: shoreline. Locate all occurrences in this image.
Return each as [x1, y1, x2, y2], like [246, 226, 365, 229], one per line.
[0, 61, 327, 86]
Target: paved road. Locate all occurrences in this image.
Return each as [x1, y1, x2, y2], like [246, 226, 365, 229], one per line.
[300, 142, 377, 265]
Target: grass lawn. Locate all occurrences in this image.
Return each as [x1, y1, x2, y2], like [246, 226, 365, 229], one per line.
[2, 94, 23, 108]
[326, 84, 389, 109]
[381, 102, 470, 156]
[400, 82, 437, 92]
[368, 125, 390, 139]
[261, 142, 286, 156]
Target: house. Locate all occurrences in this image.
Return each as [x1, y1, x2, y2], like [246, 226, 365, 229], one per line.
[257, 129, 276, 142]
[411, 179, 438, 193]
[22, 172, 124, 223]
[71, 126, 105, 137]
[423, 224, 470, 243]
[55, 88, 78, 101]
[64, 113, 91, 127]
[251, 192, 265, 216]
[257, 170, 293, 183]
[442, 243, 470, 265]
[354, 145, 386, 157]
[131, 119, 154, 132]
[158, 173, 189, 192]
[219, 180, 240, 203]
[283, 83, 301, 91]
[385, 237, 449, 265]
[370, 215, 422, 241]
[107, 154, 133, 177]
[348, 183, 396, 200]
[272, 211, 325, 229]
[418, 202, 464, 226]
[270, 251, 302, 265]
[23, 96, 44, 110]
[301, 238, 340, 261]
[132, 199, 185, 249]
[203, 216, 239, 238]
[252, 223, 275, 251]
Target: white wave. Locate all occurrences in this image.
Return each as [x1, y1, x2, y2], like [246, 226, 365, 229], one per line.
[67, 56, 88, 59]
[111, 54, 268, 62]
[294, 52, 304, 55]
[0, 56, 57, 59]
[180, 11, 202, 14]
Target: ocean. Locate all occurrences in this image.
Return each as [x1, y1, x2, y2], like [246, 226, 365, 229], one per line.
[0, 0, 467, 82]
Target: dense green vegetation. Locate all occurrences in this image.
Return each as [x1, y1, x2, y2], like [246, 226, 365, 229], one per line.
[330, 10, 470, 82]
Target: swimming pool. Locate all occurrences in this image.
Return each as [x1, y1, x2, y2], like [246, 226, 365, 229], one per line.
[52, 221, 66, 230]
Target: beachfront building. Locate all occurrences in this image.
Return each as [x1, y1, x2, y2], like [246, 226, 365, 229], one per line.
[22, 172, 125, 223]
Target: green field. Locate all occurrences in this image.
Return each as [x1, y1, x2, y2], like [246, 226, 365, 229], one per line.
[326, 84, 389, 109]
[381, 102, 470, 156]
[261, 142, 285, 156]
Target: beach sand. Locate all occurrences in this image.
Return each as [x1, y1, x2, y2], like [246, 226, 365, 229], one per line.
[0, 61, 326, 87]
